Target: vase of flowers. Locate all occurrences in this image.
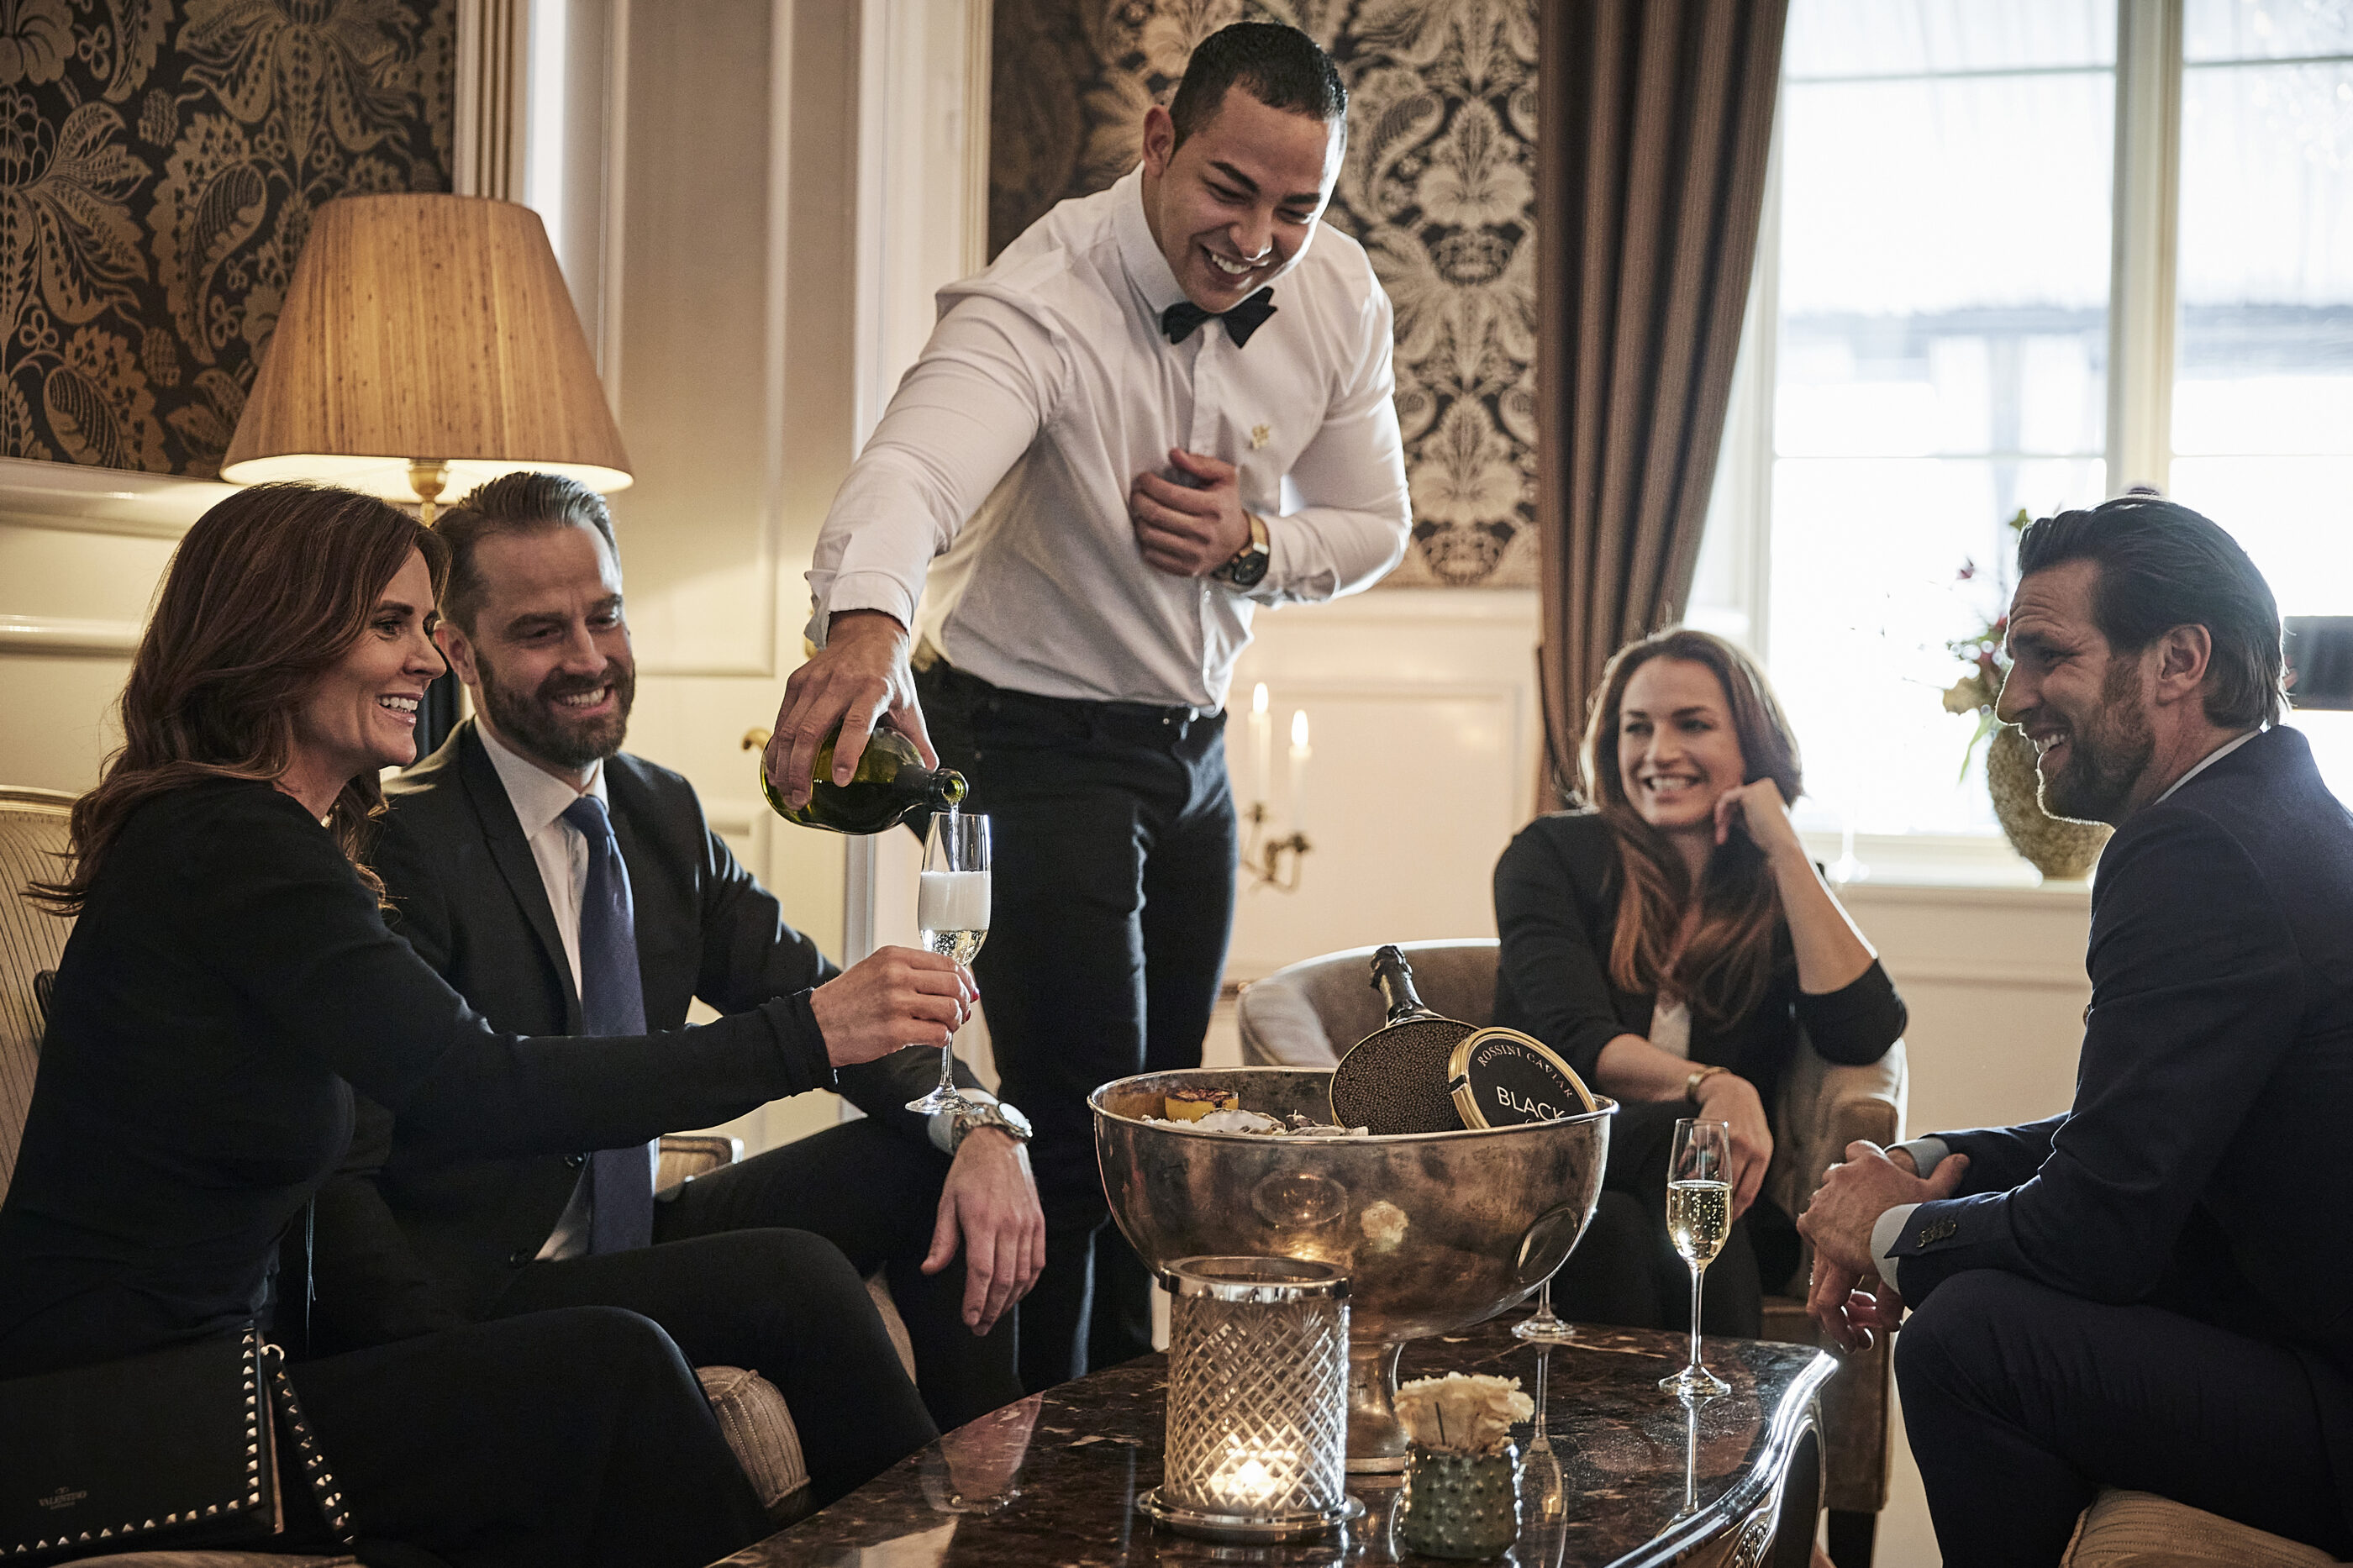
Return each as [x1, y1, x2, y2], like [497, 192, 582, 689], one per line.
[1943, 509, 2113, 881]
[1394, 1373, 1534, 1560]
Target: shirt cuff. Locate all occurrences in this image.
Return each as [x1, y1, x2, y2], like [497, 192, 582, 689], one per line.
[811, 574, 919, 645]
[927, 1087, 998, 1155]
[1892, 1136, 1950, 1178]
[1871, 1203, 1919, 1291]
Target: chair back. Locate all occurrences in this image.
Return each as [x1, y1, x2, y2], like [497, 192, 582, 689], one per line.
[1237, 939, 1500, 1069]
[0, 788, 74, 1202]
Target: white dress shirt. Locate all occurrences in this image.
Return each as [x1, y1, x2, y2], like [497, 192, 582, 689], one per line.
[1868, 728, 2265, 1286]
[478, 721, 604, 999]
[808, 166, 1413, 711]
[476, 724, 647, 1261]
[477, 727, 975, 1255]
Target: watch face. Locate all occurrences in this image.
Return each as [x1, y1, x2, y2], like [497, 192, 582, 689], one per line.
[1228, 547, 1270, 589]
[997, 1102, 1034, 1137]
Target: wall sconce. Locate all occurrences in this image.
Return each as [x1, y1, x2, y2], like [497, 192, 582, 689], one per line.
[1239, 686, 1312, 892]
[1140, 1256, 1359, 1544]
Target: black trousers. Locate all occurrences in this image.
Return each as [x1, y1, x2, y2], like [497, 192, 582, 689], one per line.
[1545, 1097, 1788, 1338]
[919, 662, 1238, 1392]
[655, 1116, 1020, 1430]
[1895, 1269, 2353, 1566]
[292, 1305, 771, 1568]
[498, 1224, 941, 1508]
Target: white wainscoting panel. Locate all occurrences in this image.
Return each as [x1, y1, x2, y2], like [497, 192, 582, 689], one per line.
[1224, 587, 1542, 981]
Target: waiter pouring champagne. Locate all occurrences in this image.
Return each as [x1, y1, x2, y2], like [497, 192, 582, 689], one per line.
[766, 21, 1411, 1390]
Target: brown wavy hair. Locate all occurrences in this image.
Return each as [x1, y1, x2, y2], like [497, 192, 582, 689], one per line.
[1577, 628, 1803, 1026]
[31, 484, 450, 913]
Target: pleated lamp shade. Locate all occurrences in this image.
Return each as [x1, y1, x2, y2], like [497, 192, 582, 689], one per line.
[221, 194, 631, 503]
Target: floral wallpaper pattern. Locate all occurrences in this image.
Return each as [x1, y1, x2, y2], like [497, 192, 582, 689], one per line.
[990, 0, 1538, 587]
[1, 0, 454, 478]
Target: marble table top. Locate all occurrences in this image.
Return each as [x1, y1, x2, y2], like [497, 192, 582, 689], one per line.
[724, 1319, 1835, 1568]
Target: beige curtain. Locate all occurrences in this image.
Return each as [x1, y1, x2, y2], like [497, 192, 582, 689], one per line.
[1537, 0, 1788, 799]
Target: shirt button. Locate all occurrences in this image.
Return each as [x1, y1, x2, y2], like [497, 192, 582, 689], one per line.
[507, 1250, 532, 1268]
[566, 1152, 587, 1169]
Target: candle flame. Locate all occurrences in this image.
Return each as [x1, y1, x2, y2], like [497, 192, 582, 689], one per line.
[1290, 710, 1310, 750]
[1252, 682, 1269, 716]
[1213, 1452, 1287, 1507]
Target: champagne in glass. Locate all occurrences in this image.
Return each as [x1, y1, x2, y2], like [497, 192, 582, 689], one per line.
[1659, 1118, 1732, 1397]
[906, 812, 988, 1114]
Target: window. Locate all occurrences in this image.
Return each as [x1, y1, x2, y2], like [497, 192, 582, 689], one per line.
[1692, 0, 2353, 875]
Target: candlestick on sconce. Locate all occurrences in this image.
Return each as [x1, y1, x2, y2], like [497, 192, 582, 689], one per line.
[1250, 684, 1273, 808]
[1236, 694, 1311, 892]
[1139, 1257, 1361, 1544]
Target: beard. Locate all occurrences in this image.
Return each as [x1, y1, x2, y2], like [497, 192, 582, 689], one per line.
[2038, 657, 2154, 824]
[476, 649, 635, 771]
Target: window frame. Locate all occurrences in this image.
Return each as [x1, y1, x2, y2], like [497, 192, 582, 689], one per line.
[1692, 0, 2336, 886]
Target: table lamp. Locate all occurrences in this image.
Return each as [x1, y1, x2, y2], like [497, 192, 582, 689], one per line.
[220, 193, 630, 521]
[1139, 1255, 1361, 1544]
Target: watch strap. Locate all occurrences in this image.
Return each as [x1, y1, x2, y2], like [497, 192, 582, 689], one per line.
[1684, 1064, 1730, 1102]
[1214, 513, 1271, 587]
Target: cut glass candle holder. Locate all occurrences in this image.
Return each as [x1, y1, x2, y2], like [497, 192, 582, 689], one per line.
[1138, 1256, 1364, 1543]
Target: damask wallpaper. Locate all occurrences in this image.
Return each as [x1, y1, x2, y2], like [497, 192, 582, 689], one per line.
[990, 0, 1538, 588]
[1, 0, 454, 478]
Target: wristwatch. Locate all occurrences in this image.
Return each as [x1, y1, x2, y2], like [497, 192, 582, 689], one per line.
[948, 1097, 1034, 1153]
[1212, 512, 1271, 589]
[1684, 1064, 1730, 1103]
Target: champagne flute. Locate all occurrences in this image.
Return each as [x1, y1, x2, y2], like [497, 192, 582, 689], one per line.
[905, 811, 988, 1114]
[1658, 1118, 1732, 1397]
[1513, 1272, 1576, 1344]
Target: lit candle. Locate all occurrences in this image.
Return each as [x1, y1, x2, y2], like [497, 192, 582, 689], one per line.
[1250, 683, 1272, 809]
[1288, 709, 1311, 839]
[1209, 1448, 1292, 1509]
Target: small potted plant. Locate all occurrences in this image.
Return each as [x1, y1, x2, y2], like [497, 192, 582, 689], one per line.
[1394, 1372, 1534, 1559]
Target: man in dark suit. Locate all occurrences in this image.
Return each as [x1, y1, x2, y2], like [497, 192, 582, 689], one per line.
[311, 472, 1044, 1442]
[1799, 495, 2353, 1565]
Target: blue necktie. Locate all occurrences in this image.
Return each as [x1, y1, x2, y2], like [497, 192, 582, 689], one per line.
[561, 794, 655, 1254]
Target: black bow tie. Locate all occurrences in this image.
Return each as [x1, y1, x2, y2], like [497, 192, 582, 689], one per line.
[1161, 287, 1277, 348]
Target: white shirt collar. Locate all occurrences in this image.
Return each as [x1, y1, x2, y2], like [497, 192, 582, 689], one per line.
[476, 718, 607, 832]
[1112, 166, 1191, 320]
[2152, 729, 2261, 805]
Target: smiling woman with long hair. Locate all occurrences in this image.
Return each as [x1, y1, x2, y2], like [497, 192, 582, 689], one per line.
[1493, 628, 1905, 1334]
[0, 485, 942, 1568]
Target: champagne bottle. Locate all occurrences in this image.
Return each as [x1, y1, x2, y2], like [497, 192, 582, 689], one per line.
[757, 723, 967, 834]
[1369, 944, 1446, 1027]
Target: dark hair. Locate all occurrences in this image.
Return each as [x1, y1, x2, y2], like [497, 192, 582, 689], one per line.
[1168, 22, 1347, 149]
[435, 471, 619, 632]
[1579, 628, 1803, 1027]
[2014, 494, 2285, 729]
[32, 484, 450, 912]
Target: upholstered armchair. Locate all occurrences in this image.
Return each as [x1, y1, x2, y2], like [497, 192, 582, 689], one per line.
[0, 787, 902, 1564]
[1234, 938, 1905, 1565]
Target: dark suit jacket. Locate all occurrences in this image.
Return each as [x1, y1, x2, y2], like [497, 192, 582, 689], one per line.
[1890, 726, 2353, 1380]
[0, 781, 833, 1377]
[1492, 811, 1905, 1118]
[309, 722, 969, 1349]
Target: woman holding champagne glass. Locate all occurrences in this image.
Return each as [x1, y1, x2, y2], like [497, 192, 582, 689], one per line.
[1493, 629, 1904, 1339]
[0, 485, 967, 1565]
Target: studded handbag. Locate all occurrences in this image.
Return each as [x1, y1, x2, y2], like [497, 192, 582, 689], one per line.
[0, 1322, 356, 1565]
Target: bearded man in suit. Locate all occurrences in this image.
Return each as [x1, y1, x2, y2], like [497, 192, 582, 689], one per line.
[309, 472, 1045, 1446]
[1800, 494, 2353, 1565]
